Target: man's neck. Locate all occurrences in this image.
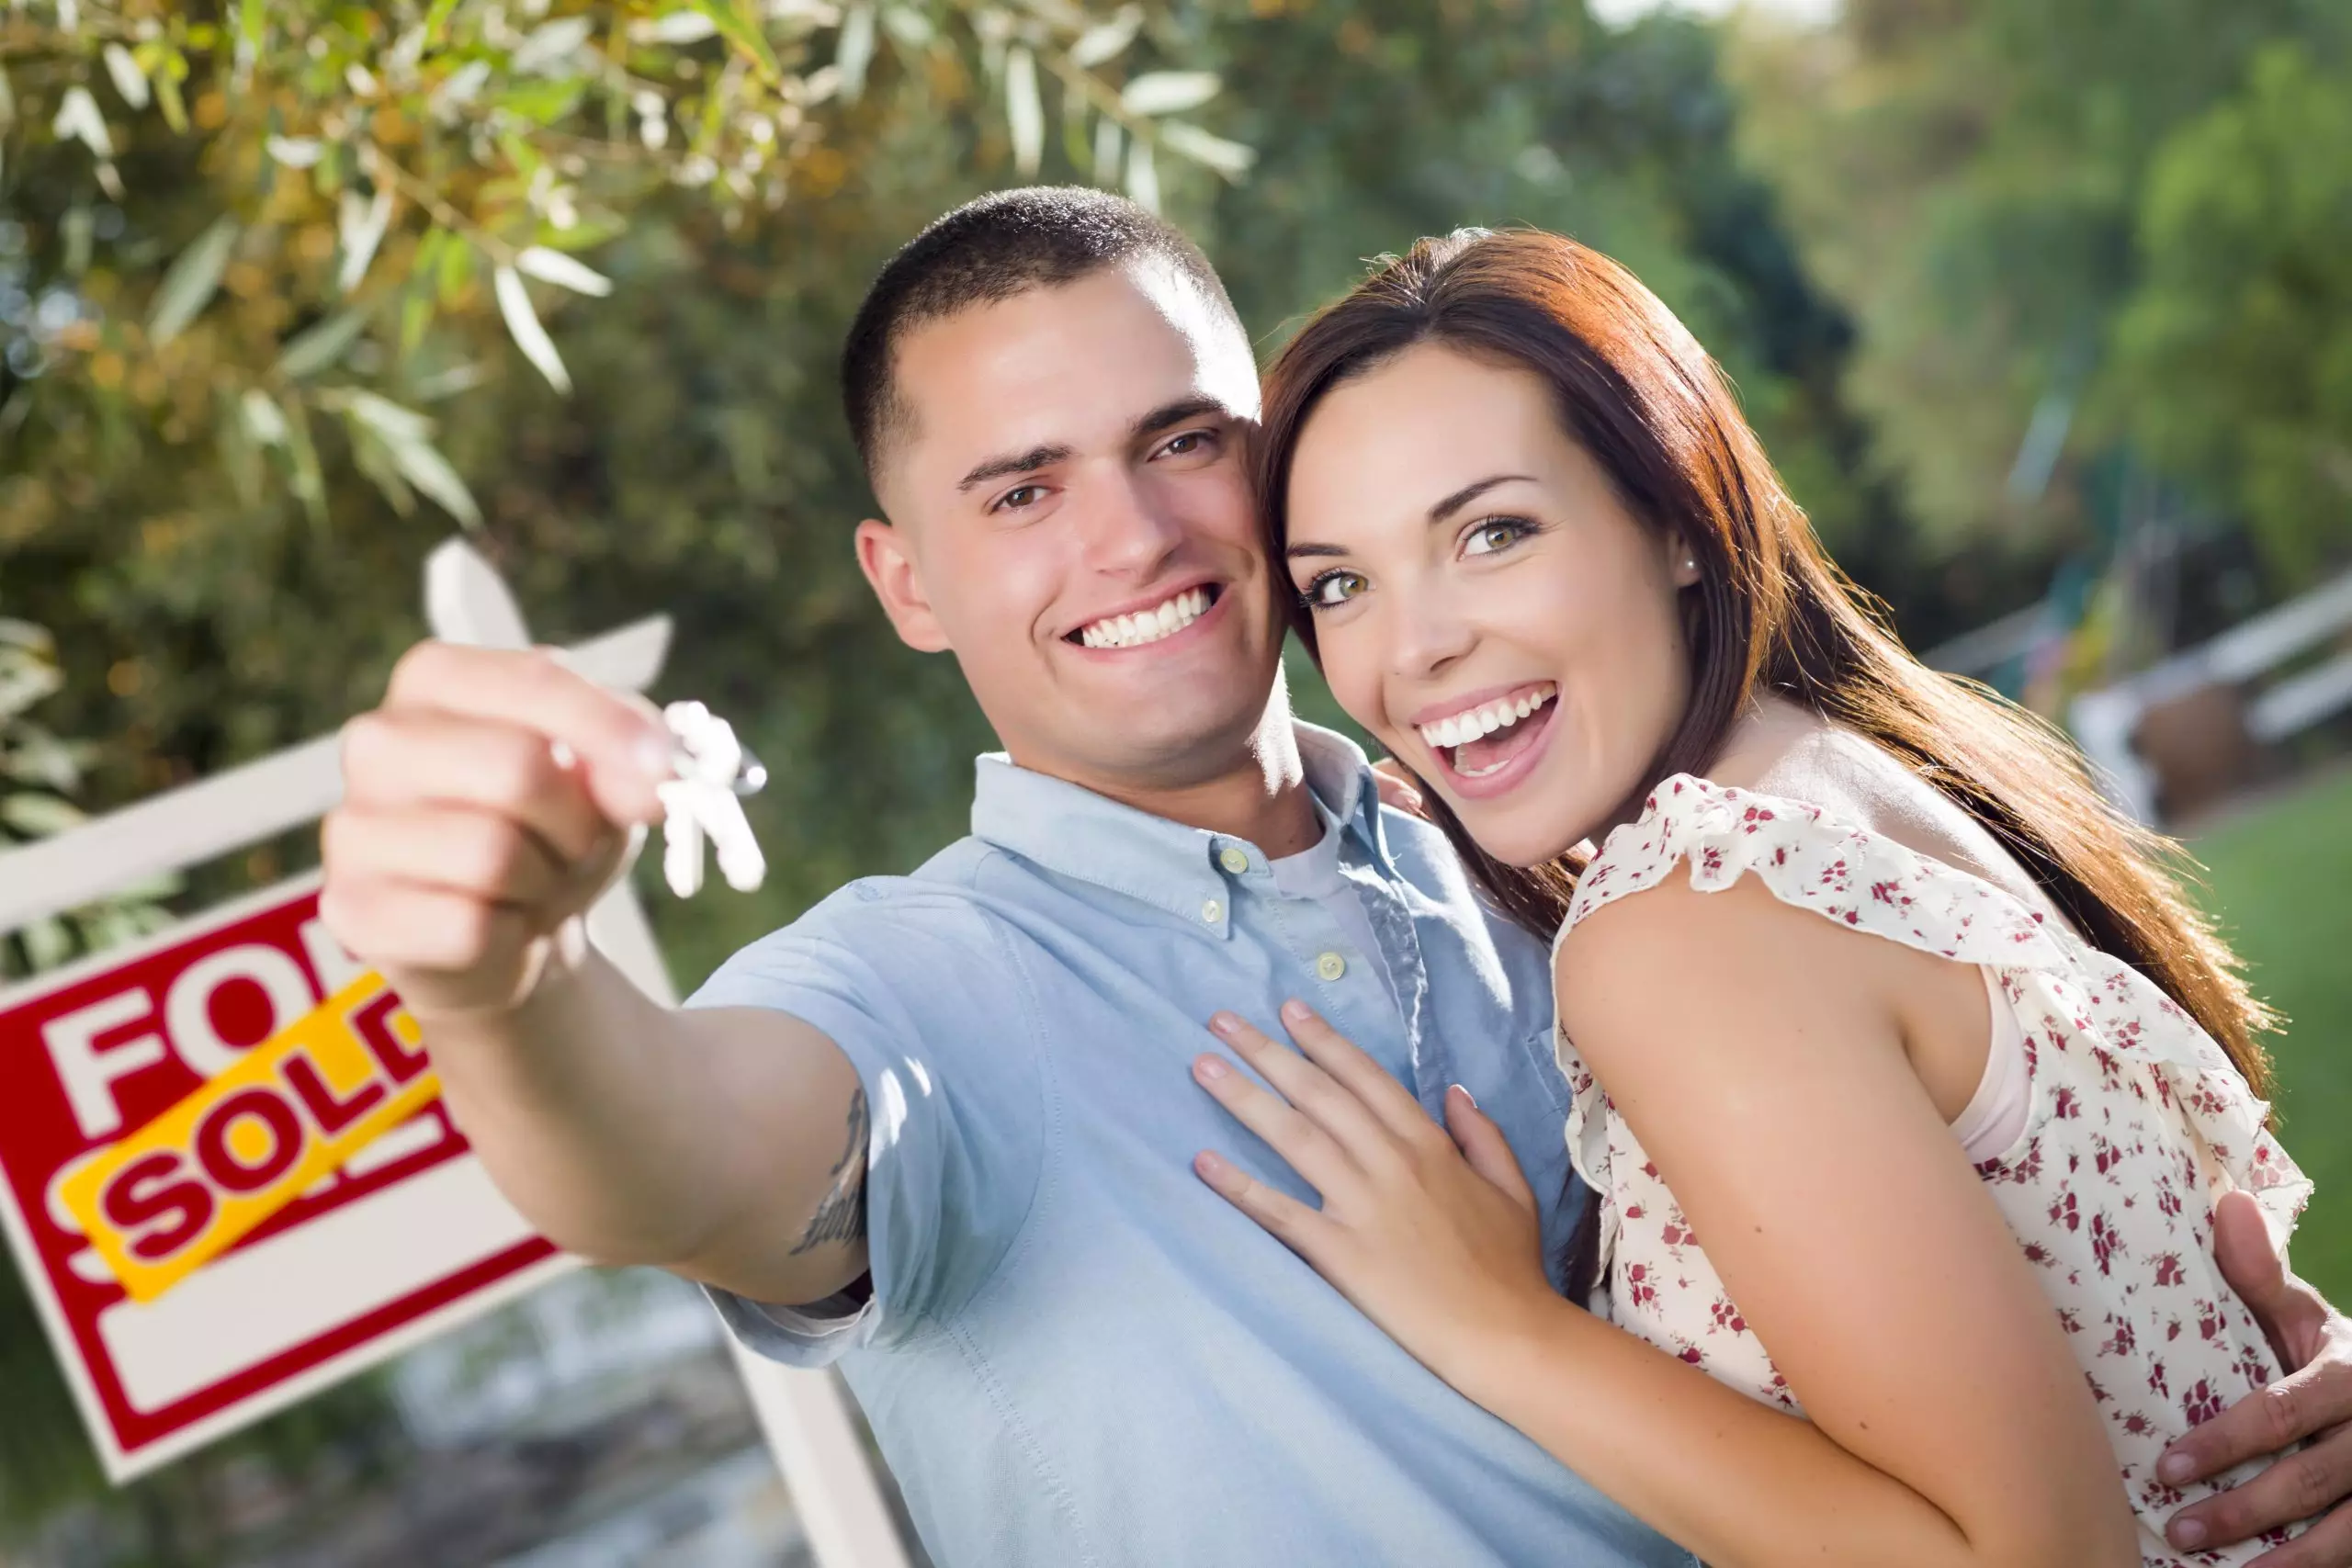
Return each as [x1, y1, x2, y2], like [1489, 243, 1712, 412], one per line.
[1013, 692, 1323, 859]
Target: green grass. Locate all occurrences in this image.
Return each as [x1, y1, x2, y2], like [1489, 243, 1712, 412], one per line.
[2191, 767, 2352, 1303]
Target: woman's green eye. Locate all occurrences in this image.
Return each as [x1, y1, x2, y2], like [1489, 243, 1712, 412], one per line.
[1463, 518, 1532, 558]
[1303, 571, 1367, 609]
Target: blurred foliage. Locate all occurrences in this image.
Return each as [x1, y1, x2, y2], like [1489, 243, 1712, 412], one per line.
[1203, 0, 1977, 643]
[2112, 44, 2352, 585]
[1727, 0, 2350, 594]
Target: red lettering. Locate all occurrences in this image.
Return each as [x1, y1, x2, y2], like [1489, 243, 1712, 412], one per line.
[101, 1152, 216, 1262]
[351, 992, 429, 1086]
[194, 1089, 304, 1194]
[283, 1051, 385, 1136]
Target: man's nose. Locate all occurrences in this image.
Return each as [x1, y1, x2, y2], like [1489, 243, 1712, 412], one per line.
[1075, 468, 1186, 577]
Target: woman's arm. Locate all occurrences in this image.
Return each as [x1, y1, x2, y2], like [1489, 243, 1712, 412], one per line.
[1191, 872, 2137, 1568]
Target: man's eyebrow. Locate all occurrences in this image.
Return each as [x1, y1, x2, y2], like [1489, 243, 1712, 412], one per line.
[1430, 474, 1536, 522]
[1129, 396, 1229, 444]
[956, 444, 1074, 493]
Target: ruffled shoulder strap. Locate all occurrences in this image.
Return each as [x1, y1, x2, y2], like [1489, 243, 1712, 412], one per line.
[1554, 773, 2309, 1242]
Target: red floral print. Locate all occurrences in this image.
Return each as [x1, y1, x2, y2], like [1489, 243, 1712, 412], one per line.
[1555, 775, 2312, 1566]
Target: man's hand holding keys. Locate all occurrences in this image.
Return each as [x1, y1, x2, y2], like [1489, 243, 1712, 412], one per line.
[320, 640, 674, 1021]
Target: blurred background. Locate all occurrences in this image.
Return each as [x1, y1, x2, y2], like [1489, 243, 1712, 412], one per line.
[1, 0, 2346, 1562]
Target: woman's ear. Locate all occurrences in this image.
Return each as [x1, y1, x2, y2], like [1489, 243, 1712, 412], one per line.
[1668, 535, 1703, 588]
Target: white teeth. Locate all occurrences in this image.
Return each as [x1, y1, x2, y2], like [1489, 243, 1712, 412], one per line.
[1415, 685, 1557, 755]
[1078, 587, 1211, 649]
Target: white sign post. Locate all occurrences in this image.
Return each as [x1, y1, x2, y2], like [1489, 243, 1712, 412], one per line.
[0, 539, 909, 1568]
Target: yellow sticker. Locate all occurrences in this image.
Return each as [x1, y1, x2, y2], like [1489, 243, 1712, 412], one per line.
[58, 973, 441, 1303]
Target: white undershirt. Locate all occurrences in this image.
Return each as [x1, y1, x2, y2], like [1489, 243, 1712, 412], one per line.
[1951, 967, 2032, 1162]
[1268, 802, 1392, 1001]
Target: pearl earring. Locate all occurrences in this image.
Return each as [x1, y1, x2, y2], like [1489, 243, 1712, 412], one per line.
[1682, 557, 1697, 571]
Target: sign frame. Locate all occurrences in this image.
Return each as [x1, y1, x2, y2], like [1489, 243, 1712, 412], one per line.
[0, 540, 910, 1568]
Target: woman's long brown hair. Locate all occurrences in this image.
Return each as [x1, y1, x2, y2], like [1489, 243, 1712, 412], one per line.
[1257, 229, 2274, 1135]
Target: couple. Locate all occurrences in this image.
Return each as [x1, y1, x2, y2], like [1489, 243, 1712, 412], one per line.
[322, 187, 2352, 1567]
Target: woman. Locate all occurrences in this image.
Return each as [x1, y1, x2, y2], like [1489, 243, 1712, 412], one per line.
[1186, 228, 2311, 1566]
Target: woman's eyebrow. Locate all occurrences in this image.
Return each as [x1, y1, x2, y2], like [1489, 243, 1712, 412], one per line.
[1285, 541, 1349, 559]
[1429, 473, 1536, 522]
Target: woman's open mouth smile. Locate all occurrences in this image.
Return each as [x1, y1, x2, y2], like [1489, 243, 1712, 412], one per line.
[1414, 682, 1559, 800]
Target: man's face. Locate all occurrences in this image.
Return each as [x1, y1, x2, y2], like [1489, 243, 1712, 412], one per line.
[855, 260, 1283, 793]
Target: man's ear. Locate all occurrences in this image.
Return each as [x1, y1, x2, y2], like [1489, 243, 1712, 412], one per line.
[855, 517, 952, 653]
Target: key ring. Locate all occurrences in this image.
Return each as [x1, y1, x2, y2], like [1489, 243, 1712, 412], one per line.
[657, 700, 767, 897]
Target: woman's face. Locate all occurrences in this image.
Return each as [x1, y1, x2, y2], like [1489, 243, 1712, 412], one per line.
[1283, 343, 1699, 866]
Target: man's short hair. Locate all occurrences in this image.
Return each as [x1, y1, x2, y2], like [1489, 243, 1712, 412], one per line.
[841, 186, 1242, 485]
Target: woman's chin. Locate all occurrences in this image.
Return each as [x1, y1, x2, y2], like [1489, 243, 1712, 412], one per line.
[1447, 806, 1593, 872]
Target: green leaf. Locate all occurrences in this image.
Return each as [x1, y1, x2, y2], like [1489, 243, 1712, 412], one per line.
[510, 16, 594, 74]
[236, 0, 266, 71]
[437, 234, 476, 304]
[693, 0, 781, 82]
[281, 398, 328, 526]
[350, 428, 418, 517]
[1125, 136, 1159, 212]
[21, 917, 73, 972]
[277, 311, 368, 379]
[515, 246, 612, 297]
[1092, 115, 1122, 186]
[493, 265, 571, 394]
[336, 186, 393, 294]
[51, 86, 113, 160]
[101, 44, 150, 111]
[240, 387, 290, 445]
[1005, 47, 1044, 177]
[0, 651, 62, 719]
[1158, 121, 1254, 179]
[154, 62, 188, 133]
[342, 389, 434, 447]
[836, 5, 876, 103]
[147, 217, 239, 347]
[2, 793, 85, 837]
[1069, 6, 1142, 68]
[424, 0, 464, 45]
[1120, 71, 1220, 118]
[387, 432, 481, 529]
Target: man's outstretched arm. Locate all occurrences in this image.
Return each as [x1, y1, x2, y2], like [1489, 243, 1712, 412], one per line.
[322, 641, 868, 1308]
[2163, 1190, 2352, 1565]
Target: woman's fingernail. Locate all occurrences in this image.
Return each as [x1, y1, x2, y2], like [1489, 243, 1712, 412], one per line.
[1449, 1083, 1476, 1109]
[1208, 1012, 1242, 1036]
[1195, 1151, 1229, 1179]
[1195, 1055, 1230, 1082]
[1281, 998, 1313, 1025]
[2159, 1451, 2197, 1484]
[2169, 1517, 2206, 1550]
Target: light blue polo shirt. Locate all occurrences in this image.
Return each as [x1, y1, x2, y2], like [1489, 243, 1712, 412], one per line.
[690, 726, 1690, 1568]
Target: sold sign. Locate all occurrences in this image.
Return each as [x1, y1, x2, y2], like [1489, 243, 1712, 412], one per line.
[57, 973, 437, 1303]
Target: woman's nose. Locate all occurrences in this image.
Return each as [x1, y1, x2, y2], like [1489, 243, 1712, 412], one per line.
[1388, 591, 1477, 679]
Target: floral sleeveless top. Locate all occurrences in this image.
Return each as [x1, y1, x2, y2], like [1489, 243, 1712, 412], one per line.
[1554, 775, 2312, 1565]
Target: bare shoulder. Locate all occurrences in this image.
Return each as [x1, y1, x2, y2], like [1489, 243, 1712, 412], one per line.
[1554, 868, 1903, 1067]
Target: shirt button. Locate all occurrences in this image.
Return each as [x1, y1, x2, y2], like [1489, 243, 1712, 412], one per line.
[1202, 898, 1224, 925]
[1218, 846, 1250, 875]
[1315, 951, 1347, 982]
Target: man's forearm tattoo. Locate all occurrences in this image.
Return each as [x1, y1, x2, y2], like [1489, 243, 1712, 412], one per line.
[789, 1085, 869, 1255]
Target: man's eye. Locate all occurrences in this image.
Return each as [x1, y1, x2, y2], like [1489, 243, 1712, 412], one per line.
[1463, 516, 1535, 558]
[1158, 430, 1217, 459]
[996, 484, 1047, 512]
[1301, 570, 1367, 610]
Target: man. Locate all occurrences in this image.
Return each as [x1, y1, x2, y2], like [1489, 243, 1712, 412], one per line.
[322, 187, 2352, 1566]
